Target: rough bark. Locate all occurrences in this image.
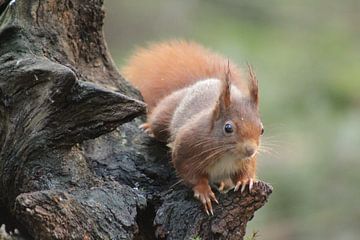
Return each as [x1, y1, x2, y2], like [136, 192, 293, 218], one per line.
[0, 0, 272, 239]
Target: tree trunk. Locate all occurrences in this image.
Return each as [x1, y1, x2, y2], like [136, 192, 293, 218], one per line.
[0, 0, 272, 239]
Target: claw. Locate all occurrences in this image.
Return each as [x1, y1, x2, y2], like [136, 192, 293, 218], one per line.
[193, 183, 217, 215]
[249, 178, 254, 191]
[194, 192, 200, 199]
[139, 123, 155, 137]
[205, 208, 210, 216]
[234, 181, 241, 192]
[201, 196, 211, 215]
[218, 181, 225, 192]
[241, 183, 246, 193]
[209, 208, 214, 216]
[139, 123, 149, 130]
[206, 198, 213, 215]
[209, 191, 219, 204]
[235, 177, 255, 193]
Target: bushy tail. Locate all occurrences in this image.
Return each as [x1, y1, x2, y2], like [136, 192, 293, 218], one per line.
[122, 40, 244, 111]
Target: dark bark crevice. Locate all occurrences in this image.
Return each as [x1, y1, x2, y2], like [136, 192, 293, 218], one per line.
[0, 0, 10, 16]
[135, 202, 157, 240]
[0, 206, 32, 239]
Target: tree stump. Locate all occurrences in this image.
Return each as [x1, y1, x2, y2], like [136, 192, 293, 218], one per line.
[0, 0, 272, 239]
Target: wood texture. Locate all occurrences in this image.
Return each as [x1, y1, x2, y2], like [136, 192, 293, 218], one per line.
[0, 0, 272, 239]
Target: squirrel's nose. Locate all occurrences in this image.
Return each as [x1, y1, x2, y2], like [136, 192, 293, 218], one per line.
[244, 146, 256, 157]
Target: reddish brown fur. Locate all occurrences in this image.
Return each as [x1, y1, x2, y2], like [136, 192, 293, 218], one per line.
[122, 40, 247, 111]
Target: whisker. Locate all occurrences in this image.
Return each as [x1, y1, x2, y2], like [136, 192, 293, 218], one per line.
[189, 146, 233, 175]
[187, 145, 230, 163]
[257, 146, 281, 158]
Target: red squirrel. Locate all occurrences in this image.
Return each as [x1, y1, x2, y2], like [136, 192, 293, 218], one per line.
[122, 40, 264, 215]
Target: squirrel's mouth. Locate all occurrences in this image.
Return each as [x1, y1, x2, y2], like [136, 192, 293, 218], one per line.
[243, 153, 257, 161]
[232, 141, 258, 159]
[230, 147, 258, 160]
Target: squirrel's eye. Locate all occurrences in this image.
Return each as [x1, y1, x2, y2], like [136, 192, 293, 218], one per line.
[261, 127, 264, 135]
[224, 122, 234, 134]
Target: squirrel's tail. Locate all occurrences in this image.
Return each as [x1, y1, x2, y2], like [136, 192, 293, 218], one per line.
[122, 40, 244, 111]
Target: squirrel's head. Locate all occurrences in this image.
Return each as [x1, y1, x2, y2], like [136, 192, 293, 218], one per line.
[210, 65, 263, 160]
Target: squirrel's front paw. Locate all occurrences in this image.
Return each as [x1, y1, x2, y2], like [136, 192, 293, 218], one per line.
[193, 183, 218, 215]
[234, 177, 256, 193]
[139, 122, 155, 137]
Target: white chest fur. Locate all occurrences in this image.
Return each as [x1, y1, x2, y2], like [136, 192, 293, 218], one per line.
[207, 153, 239, 182]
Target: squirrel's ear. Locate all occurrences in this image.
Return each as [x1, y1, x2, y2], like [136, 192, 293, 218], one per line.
[247, 64, 258, 108]
[221, 67, 231, 109]
[212, 67, 231, 121]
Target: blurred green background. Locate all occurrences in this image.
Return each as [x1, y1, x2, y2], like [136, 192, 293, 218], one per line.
[103, 1, 360, 239]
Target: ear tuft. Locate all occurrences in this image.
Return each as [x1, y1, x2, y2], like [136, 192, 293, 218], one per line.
[247, 63, 258, 107]
[223, 60, 231, 108]
[211, 61, 232, 124]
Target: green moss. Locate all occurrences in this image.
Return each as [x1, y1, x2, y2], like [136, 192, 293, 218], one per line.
[245, 231, 259, 240]
[190, 236, 202, 240]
